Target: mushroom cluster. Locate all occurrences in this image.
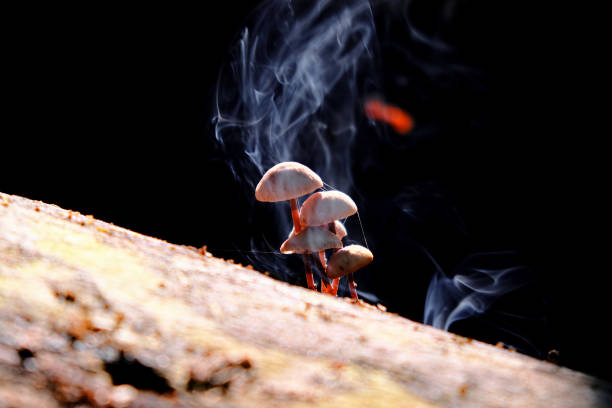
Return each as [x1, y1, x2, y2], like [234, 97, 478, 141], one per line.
[255, 162, 373, 301]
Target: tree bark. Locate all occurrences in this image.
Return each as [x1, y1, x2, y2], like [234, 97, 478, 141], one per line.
[1, 192, 610, 408]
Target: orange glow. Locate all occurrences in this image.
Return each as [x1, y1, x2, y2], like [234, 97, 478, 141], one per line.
[364, 99, 413, 134]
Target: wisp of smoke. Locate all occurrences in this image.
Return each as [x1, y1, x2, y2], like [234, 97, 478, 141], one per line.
[423, 250, 530, 331]
[214, 0, 378, 193]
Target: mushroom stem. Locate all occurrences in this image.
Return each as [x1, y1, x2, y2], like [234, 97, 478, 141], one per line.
[302, 254, 316, 290]
[319, 251, 331, 293]
[321, 280, 330, 293]
[290, 199, 314, 290]
[327, 221, 340, 296]
[318, 251, 327, 269]
[290, 198, 302, 234]
[317, 240, 328, 293]
[317, 250, 329, 293]
[347, 273, 359, 301]
[330, 278, 340, 296]
[311, 254, 332, 293]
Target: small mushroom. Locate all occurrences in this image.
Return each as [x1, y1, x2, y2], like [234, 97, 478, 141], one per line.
[280, 227, 343, 290]
[299, 191, 357, 227]
[287, 220, 347, 293]
[256, 162, 323, 289]
[280, 226, 342, 254]
[255, 162, 323, 234]
[326, 245, 373, 301]
[300, 191, 357, 293]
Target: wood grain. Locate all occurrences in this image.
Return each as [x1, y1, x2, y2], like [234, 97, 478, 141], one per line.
[1, 192, 610, 407]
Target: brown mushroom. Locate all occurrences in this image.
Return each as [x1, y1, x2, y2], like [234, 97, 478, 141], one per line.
[256, 162, 323, 289]
[280, 227, 342, 290]
[326, 245, 373, 300]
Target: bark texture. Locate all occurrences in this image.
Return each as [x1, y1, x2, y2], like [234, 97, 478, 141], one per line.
[1, 192, 610, 407]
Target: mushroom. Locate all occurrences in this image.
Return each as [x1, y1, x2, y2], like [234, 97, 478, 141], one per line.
[255, 162, 323, 289]
[326, 244, 373, 301]
[280, 227, 343, 290]
[299, 191, 357, 228]
[280, 226, 342, 254]
[300, 191, 357, 293]
[255, 162, 323, 234]
[285, 220, 346, 292]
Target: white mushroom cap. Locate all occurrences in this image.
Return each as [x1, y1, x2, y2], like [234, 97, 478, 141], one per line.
[326, 245, 373, 279]
[255, 162, 323, 202]
[299, 191, 357, 226]
[280, 227, 342, 254]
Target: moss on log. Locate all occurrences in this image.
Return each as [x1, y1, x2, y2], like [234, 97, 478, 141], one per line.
[1, 192, 610, 407]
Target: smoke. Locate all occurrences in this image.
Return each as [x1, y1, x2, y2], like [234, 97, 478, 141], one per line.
[423, 250, 531, 332]
[214, 0, 379, 193]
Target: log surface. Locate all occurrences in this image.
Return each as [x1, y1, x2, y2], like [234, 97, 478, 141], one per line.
[1, 192, 610, 408]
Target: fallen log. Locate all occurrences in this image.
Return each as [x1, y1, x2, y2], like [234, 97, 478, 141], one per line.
[1, 192, 610, 407]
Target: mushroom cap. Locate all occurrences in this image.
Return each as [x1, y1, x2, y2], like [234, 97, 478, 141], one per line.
[299, 191, 357, 226]
[288, 220, 346, 241]
[326, 244, 373, 279]
[255, 162, 323, 202]
[280, 226, 342, 254]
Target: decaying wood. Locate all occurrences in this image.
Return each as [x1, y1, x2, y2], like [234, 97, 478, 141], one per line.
[1, 192, 610, 408]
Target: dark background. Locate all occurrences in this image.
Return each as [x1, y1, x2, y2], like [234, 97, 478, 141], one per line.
[3, 2, 606, 380]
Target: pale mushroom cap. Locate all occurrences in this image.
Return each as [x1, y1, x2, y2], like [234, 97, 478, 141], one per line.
[288, 220, 346, 241]
[299, 191, 357, 226]
[326, 244, 373, 279]
[280, 226, 342, 254]
[255, 162, 323, 202]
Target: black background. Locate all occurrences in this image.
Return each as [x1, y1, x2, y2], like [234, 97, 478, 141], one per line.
[3, 2, 607, 380]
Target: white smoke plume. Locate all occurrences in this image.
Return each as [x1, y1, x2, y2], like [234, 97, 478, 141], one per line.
[424, 250, 531, 332]
[214, 0, 379, 193]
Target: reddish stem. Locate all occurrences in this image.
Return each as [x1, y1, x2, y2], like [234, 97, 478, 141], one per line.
[320, 279, 330, 294]
[318, 251, 327, 270]
[302, 254, 316, 290]
[326, 221, 340, 296]
[318, 251, 329, 293]
[290, 198, 315, 290]
[330, 278, 340, 296]
[290, 198, 301, 234]
[312, 253, 331, 293]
